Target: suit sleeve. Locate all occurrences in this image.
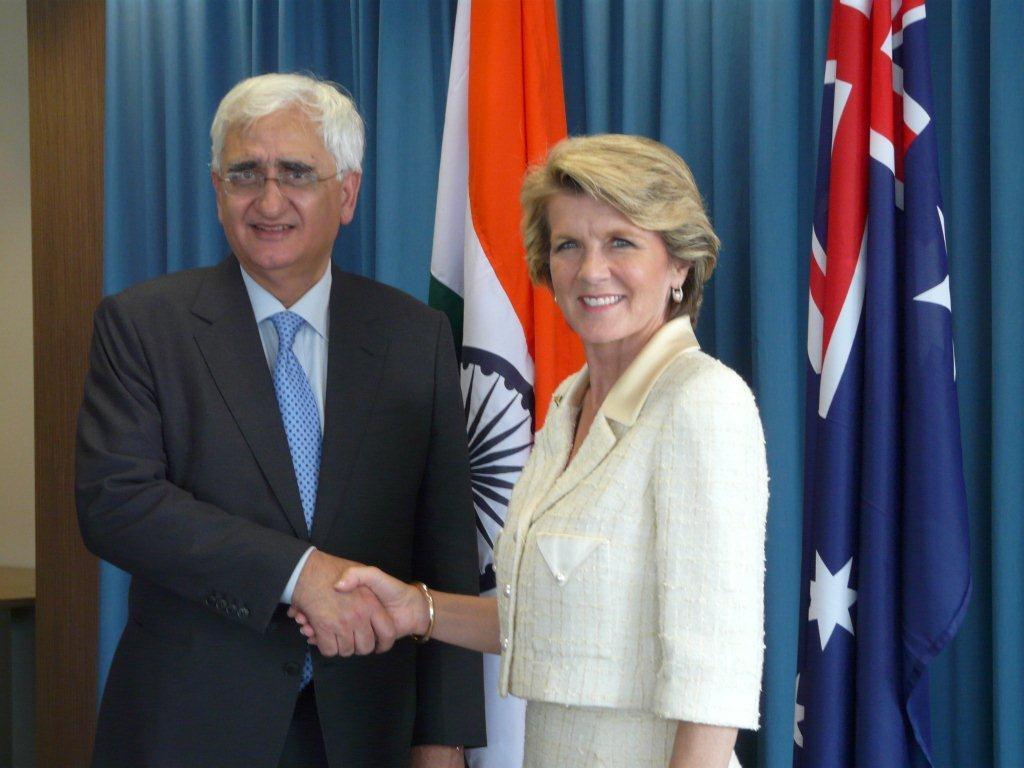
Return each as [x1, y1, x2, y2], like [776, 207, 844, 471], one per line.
[409, 313, 487, 747]
[75, 296, 309, 632]
[652, 365, 768, 728]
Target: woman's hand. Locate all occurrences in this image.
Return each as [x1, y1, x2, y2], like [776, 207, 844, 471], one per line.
[335, 566, 430, 638]
[292, 570, 503, 655]
[288, 566, 429, 651]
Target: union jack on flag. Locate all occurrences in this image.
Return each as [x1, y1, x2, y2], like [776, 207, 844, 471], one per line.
[795, 1, 971, 765]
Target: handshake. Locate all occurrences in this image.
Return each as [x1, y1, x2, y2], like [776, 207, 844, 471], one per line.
[286, 549, 429, 657]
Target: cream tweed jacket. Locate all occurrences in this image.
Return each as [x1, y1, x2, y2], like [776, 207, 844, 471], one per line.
[494, 317, 768, 729]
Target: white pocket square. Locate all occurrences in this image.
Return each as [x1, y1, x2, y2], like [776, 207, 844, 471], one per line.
[536, 534, 606, 585]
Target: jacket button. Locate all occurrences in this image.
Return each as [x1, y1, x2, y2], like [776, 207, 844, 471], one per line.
[503, 584, 512, 597]
[283, 661, 300, 677]
[238, 606, 250, 619]
[501, 638, 509, 651]
[555, 572, 566, 584]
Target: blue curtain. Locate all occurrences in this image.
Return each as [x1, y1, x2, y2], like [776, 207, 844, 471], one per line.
[924, 3, 1024, 767]
[101, 1, 1022, 766]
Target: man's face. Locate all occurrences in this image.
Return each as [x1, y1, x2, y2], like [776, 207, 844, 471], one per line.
[212, 106, 360, 297]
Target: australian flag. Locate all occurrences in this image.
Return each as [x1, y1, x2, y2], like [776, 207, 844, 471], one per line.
[794, 1, 972, 765]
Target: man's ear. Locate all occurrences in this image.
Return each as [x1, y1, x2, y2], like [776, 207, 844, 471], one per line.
[338, 171, 362, 225]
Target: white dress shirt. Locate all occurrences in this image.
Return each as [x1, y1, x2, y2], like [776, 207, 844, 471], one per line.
[240, 265, 332, 603]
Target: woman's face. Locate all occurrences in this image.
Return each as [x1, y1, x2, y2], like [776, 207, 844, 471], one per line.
[548, 192, 688, 362]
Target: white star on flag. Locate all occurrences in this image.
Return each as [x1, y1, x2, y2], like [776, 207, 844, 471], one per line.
[794, 674, 805, 748]
[913, 271, 957, 381]
[808, 551, 857, 650]
[913, 274, 950, 311]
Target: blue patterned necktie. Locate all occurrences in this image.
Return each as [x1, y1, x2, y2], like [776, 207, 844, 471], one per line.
[270, 311, 321, 689]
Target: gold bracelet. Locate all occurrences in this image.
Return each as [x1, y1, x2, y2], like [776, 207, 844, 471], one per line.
[410, 581, 435, 643]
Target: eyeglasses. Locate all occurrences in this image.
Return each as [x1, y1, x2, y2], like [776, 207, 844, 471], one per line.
[217, 168, 339, 196]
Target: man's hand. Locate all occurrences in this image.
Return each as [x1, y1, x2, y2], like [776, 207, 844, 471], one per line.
[288, 550, 396, 656]
[410, 745, 464, 768]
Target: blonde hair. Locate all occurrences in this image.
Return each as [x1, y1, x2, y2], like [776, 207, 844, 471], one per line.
[521, 134, 719, 324]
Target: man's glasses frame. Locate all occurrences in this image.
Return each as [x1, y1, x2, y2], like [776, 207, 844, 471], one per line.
[216, 167, 341, 197]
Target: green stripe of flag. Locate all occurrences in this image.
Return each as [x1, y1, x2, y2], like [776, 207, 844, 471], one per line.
[428, 275, 465, 360]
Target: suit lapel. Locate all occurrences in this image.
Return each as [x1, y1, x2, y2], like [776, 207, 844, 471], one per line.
[526, 414, 619, 527]
[510, 369, 619, 529]
[525, 317, 700, 527]
[191, 259, 309, 538]
[310, 270, 389, 543]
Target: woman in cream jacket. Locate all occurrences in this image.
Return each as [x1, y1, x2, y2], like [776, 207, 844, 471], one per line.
[294, 135, 768, 768]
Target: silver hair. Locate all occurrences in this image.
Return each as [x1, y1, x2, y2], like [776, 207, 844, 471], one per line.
[210, 73, 365, 175]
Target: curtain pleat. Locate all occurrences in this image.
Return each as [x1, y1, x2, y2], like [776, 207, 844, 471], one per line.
[986, 2, 1024, 761]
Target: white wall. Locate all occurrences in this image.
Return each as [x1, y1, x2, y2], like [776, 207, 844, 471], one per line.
[0, 0, 36, 568]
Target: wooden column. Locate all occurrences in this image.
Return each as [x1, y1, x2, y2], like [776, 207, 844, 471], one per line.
[28, 2, 105, 765]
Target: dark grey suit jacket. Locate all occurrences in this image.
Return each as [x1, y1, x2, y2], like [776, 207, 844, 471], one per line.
[76, 258, 485, 767]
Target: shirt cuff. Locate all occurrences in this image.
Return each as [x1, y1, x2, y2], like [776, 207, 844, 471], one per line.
[280, 546, 316, 604]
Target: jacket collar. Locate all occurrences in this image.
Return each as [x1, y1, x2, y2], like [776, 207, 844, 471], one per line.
[551, 315, 700, 427]
[191, 258, 311, 538]
[190, 259, 390, 541]
[601, 315, 700, 425]
[519, 316, 700, 529]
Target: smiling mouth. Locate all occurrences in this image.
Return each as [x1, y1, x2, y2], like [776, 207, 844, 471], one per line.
[580, 295, 623, 307]
[250, 223, 295, 233]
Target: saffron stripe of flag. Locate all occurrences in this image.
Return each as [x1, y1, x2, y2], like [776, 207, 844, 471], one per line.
[428, 1, 583, 765]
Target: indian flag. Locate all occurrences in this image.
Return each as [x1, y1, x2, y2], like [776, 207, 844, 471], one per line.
[428, 0, 582, 764]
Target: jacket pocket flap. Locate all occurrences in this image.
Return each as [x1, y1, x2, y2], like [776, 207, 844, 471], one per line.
[536, 533, 606, 584]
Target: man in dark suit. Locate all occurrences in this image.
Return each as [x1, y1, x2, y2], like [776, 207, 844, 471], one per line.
[76, 73, 484, 768]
